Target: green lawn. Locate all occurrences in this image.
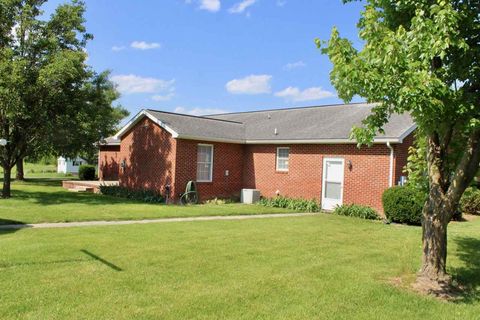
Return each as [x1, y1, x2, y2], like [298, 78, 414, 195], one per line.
[0, 214, 478, 319]
[0, 162, 73, 179]
[0, 179, 291, 224]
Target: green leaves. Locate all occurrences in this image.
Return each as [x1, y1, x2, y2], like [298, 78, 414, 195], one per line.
[0, 0, 127, 185]
[320, 0, 479, 145]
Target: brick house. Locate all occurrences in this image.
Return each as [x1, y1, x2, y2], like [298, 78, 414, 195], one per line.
[98, 103, 416, 212]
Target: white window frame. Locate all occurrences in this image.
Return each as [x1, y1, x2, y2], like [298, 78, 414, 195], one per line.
[276, 147, 290, 172]
[197, 144, 214, 182]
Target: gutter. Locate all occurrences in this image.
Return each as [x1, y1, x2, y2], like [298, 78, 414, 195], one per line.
[386, 142, 394, 187]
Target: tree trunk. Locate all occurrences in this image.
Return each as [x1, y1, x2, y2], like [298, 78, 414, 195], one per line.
[2, 166, 12, 198]
[420, 200, 449, 281]
[16, 157, 24, 180]
[414, 135, 454, 296]
[415, 196, 456, 297]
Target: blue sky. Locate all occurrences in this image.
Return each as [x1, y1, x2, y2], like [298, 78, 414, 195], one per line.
[44, 0, 365, 118]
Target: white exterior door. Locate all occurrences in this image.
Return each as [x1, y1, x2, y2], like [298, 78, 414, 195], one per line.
[322, 158, 345, 210]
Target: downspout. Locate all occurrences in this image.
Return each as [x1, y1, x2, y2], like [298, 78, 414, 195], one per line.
[386, 142, 394, 187]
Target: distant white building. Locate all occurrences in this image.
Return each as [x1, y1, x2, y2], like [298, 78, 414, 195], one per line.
[57, 156, 88, 174]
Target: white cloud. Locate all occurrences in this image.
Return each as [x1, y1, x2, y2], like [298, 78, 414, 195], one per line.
[276, 0, 286, 7]
[275, 86, 335, 102]
[199, 0, 221, 12]
[284, 60, 306, 70]
[229, 0, 257, 14]
[112, 45, 126, 52]
[111, 74, 175, 95]
[226, 74, 272, 94]
[130, 41, 161, 50]
[174, 106, 227, 116]
[152, 93, 175, 101]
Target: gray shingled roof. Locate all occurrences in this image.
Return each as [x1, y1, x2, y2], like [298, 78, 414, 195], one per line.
[146, 110, 245, 142]
[209, 103, 414, 141]
[111, 103, 415, 144]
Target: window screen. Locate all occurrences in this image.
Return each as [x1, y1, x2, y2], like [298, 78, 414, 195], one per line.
[197, 145, 213, 181]
[276, 147, 290, 171]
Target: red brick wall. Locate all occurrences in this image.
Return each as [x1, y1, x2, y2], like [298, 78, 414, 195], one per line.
[243, 144, 392, 212]
[112, 115, 414, 212]
[393, 132, 415, 185]
[174, 139, 244, 201]
[118, 117, 177, 196]
[98, 145, 121, 180]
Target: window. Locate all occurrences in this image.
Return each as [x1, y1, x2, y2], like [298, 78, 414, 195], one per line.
[197, 144, 213, 182]
[276, 147, 290, 171]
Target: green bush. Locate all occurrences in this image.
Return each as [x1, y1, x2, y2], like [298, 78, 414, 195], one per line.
[78, 165, 96, 180]
[332, 204, 380, 220]
[258, 196, 319, 212]
[204, 197, 239, 205]
[382, 186, 426, 225]
[100, 185, 164, 203]
[460, 188, 480, 215]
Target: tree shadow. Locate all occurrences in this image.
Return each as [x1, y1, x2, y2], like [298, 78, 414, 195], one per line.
[0, 258, 87, 268]
[120, 117, 173, 198]
[80, 249, 123, 271]
[99, 145, 120, 180]
[0, 218, 27, 235]
[451, 237, 480, 303]
[10, 188, 150, 206]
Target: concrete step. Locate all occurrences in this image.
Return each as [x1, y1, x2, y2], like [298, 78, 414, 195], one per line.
[68, 186, 94, 193]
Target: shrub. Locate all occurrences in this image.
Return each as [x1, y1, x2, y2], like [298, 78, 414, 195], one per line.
[205, 198, 227, 205]
[204, 197, 238, 205]
[460, 188, 480, 215]
[332, 204, 380, 220]
[100, 185, 164, 203]
[258, 196, 320, 212]
[382, 186, 426, 225]
[78, 165, 96, 180]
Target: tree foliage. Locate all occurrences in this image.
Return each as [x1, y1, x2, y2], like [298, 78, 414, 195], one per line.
[403, 134, 429, 193]
[319, 0, 480, 292]
[0, 0, 128, 197]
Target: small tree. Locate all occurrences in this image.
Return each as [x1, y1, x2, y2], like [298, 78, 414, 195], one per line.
[0, 0, 127, 195]
[319, 0, 480, 294]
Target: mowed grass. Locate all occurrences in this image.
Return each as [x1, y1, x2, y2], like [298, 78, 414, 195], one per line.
[0, 162, 72, 179]
[0, 179, 291, 224]
[0, 214, 479, 319]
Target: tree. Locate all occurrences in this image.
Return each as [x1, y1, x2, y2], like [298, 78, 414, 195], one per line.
[0, 0, 127, 197]
[319, 0, 480, 295]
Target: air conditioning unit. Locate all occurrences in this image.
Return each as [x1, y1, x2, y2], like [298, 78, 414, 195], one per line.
[241, 189, 260, 204]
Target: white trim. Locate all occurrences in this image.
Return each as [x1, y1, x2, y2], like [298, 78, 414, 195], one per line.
[245, 138, 403, 145]
[196, 143, 214, 183]
[100, 142, 120, 146]
[321, 157, 345, 211]
[176, 137, 410, 145]
[397, 124, 417, 143]
[386, 142, 394, 187]
[176, 135, 245, 144]
[114, 110, 179, 139]
[276, 147, 290, 172]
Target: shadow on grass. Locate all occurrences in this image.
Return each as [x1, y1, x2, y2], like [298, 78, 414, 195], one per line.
[11, 188, 131, 206]
[2, 178, 73, 187]
[452, 237, 480, 303]
[9, 178, 150, 206]
[81, 249, 123, 271]
[0, 218, 26, 235]
[0, 258, 87, 269]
